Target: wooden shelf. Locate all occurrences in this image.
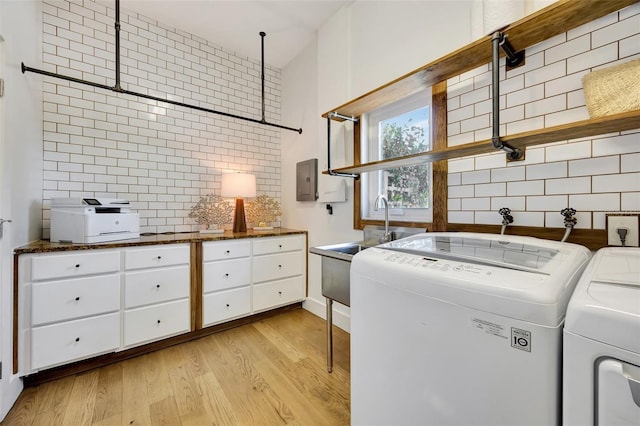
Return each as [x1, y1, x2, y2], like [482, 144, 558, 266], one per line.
[323, 109, 640, 174]
[322, 0, 637, 121]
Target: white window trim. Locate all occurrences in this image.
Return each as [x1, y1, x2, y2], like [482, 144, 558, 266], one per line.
[361, 90, 433, 223]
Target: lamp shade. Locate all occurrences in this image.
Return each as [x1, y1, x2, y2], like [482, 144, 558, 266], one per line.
[221, 173, 256, 198]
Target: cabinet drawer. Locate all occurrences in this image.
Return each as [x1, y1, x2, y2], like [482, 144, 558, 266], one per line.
[124, 265, 190, 308]
[32, 273, 121, 326]
[31, 250, 120, 281]
[253, 252, 303, 283]
[253, 276, 304, 312]
[31, 312, 120, 371]
[123, 299, 190, 347]
[124, 244, 190, 270]
[252, 235, 304, 255]
[203, 240, 251, 261]
[203, 258, 251, 292]
[203, 286, 251, 326]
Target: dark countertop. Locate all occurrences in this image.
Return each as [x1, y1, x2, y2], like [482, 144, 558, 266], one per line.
[14, 228, 307, 254]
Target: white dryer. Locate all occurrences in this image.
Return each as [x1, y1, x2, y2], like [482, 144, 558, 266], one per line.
[563, 247, 640, 426]
[350, 232, 591, 426]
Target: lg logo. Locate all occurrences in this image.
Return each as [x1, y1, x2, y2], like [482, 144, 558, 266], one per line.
[511, 327, 531, 352]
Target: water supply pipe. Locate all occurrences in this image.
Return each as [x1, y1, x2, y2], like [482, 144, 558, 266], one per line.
[499, 207, 513, 235]
[560, 208, 577, 242]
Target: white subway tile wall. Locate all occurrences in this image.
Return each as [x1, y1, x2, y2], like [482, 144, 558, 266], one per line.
[41, 0, 282, 235]
[447, 3, 640, 230]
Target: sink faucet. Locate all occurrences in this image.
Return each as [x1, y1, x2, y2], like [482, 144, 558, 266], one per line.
[374, 194, 392, 243]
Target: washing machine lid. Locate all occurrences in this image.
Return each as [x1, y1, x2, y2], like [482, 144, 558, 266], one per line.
[565, 247, 640, 354]
[381, 233, 562, 274]
[351, 233, 592, 326]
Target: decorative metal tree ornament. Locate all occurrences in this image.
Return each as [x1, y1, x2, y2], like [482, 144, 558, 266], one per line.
[246, 195, 282, 230]
[188, 194, 233, 233]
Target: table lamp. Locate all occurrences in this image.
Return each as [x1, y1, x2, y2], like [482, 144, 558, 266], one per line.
[221, 172, 256, 232]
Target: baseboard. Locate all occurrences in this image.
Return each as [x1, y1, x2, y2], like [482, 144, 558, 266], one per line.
[303, 297, 351, 333]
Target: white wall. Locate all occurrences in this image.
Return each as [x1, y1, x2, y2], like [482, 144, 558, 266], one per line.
[39, 0, 284, 236]
[281, 1, 640, 331]
[1, 0, 43, 419]
[347, 1, 474, 99]
[447, 3, 640, 228]
[281, 28, 362, 329]
[282, 1, 476, 329]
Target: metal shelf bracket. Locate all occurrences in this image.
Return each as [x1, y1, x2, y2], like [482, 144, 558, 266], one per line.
[492, 31, 525, 161]
[327, 114, 360, 179]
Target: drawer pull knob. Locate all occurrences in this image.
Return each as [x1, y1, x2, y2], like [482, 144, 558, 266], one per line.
[278, 264, 282, 268]
[157, 320, 161, 324]
[226, 303, 230, 308]
[279, 244, 282, 248]
[157, 256, 162, 260]
[225, 250, 230, 255]
[75, 297, 80, 301]
[278, 291, 282, 296]
[75, 337, 80, 342]
[156, 284, 160, 288]
[75, 264, 80, 268]
[224, 273, 229, 278]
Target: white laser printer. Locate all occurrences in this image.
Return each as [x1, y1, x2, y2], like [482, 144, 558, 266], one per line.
[50, 198, 140, 243]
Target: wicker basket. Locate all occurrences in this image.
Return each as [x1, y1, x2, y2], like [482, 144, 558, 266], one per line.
[582, 58, 640, 118]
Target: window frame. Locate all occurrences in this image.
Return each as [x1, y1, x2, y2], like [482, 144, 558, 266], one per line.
[353, 82, 448, 232]
[360, 90, 433, 223]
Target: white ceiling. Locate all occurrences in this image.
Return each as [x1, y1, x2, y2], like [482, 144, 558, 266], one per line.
[118, 0, 351, 69]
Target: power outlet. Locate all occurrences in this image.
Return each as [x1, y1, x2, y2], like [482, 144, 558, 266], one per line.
[606, 214, 640, 247]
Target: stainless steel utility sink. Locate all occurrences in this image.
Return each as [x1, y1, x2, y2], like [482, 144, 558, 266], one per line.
[309, 242, 372, 306]
[310, 225, 427, 372]
[309, 241, 370, 264]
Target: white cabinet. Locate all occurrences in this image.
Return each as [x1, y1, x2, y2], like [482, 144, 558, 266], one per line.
[253, 276, 303, 312]
[202, 235, 306, 327]
[17, 232, 306, 375]
[18, 243, 192, 374]
[203, 287, 252, 325]
[252, 236, 305, 313]
[123, 244, 191, 347]
[31, 274, 120, 326]
[30, 250, 120, 281]
[123, 299, 190, 347]
[19, 249, 122, 372]
[31, 313, 120, 371]
[202, 240, 252, 326]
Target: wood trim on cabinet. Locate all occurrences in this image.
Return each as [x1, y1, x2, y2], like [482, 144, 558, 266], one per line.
[191, 241, 202, 331]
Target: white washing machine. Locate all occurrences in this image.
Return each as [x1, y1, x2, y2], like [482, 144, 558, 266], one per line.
[350, 232, 591, 426]
[563, 247, 640, 426]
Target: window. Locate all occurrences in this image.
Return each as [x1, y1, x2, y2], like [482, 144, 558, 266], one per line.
[361, 90, 433, 223]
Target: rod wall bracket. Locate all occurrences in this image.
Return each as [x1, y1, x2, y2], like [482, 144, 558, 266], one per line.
[498, 33, 525, 68]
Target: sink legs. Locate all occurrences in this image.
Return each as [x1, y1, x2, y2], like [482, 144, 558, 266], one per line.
[326, 297, 333, 373]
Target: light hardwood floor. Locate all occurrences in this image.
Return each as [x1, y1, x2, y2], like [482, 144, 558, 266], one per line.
[2, 308, 351, 426]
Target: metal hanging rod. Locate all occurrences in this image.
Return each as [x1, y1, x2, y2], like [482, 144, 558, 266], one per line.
[329, 112, 359, 122]
[491, 31, 524, 161]
[22, 0, 302, 134]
